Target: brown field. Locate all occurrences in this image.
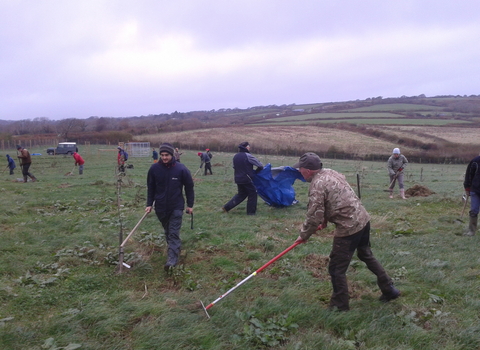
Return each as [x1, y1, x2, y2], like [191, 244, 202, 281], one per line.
[380, 125, 477, 144]
[138, 125, 415, 156]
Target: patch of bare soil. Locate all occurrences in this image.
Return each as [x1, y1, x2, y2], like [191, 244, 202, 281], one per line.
[405, 184, 436, 197]
[304, 253, 330, 280]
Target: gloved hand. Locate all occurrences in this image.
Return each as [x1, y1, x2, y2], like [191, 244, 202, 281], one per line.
[295, 236, 306, 244]
[465, 188, 471, 195]
[397, 167, 403, 172]
[317, 220, 327, 231]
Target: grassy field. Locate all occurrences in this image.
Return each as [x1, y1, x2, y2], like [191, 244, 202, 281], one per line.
[1, 146, 479, 349]
[253, 112, 405, 122]
[252, 118, 471, 126]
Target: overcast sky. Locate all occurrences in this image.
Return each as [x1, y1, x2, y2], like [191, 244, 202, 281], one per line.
[1, 1, 479, 121]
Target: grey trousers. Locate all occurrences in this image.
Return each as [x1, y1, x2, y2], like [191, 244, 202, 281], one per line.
[156, 209, 184, 266]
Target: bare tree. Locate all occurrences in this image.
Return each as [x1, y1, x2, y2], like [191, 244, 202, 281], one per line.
[56, 118, 84, 140]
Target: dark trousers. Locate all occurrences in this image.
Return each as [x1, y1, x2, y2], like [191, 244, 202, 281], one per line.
[328, 222, 392, 310]
[21, 163, 34, 181]
[204, 162, 212, 175]
[155, 210, 184, 266]
[224, 182, 258, 215]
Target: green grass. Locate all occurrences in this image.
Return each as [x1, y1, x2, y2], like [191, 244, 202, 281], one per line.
[0, 146, 478, 349]
[253, 112, 404, 122]
[345, 103, 446, 112]
[251, 118, 471, 126]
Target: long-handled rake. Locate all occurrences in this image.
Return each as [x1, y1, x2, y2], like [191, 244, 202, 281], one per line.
[193, 168, 201, 177]
[117, 211, 150, 272]
[65, 166, 76, 176]
[461, 194, 469, 219]
[200, 240, 304, 318]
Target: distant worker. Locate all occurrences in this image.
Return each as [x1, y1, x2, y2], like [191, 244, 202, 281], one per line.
[294, 152, 400, 311]
[222, 142, 264, 215]
[16, 145, 37, 182]
[463, 153, 480, 236]
[206, 148, 213, 160]
[152, 148, 159, 163]
[72, 151, 85, 175]
[174, 148, 183, 162]
[198, 151, 213, 176]
[387, 148, 408, 199]
[6, 154, 16, 175]
[117, 146, 127, 172]
[146, 142, 194, 271]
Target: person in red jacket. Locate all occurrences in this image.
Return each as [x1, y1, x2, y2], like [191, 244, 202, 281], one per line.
[72, 152, 85, 175]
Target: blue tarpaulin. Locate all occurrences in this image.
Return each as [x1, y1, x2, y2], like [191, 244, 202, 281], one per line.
[253, 163, 305, 207]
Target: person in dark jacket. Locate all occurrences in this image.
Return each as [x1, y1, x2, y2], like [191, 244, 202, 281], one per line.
[222, 142, 264, 215]
[197, 151, 212, 175]
[16, 145, 37, 182]
[152, 148, 159, 163]
[463, 154, 480, 236]
[146, 142, 194, 270]
[6, 154, 16, 175]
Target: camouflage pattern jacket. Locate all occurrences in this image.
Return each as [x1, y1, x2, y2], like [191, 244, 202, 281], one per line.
[300, 168, 370, 240]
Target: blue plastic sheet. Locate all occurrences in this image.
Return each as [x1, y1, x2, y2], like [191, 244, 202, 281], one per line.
[253, 163, 305, 207]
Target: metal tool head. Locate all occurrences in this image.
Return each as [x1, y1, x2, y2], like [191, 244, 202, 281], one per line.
[200, 300, 210, 319]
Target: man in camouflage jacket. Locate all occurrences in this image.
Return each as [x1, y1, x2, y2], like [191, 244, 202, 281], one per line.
[294, 152, 400, 311]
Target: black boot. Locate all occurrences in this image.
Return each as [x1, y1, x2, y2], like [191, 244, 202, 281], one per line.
[379, 283, 401, 302]
[164, 247, 180, 271]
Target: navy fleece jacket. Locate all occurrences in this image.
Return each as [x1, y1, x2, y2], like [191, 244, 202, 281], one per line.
[146, 159, 194, 213]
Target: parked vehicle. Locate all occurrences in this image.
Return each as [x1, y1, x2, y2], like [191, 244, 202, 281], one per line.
[46, 142, 78, 155]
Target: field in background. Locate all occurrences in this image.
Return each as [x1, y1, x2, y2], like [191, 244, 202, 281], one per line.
[1, 145, 479, 349]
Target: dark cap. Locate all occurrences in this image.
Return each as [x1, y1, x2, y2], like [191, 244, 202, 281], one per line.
[16, 145, 22, 150]
[293, 152, 323, 170]
[239, 141, 249, 148]
[159, 142, 175, 156]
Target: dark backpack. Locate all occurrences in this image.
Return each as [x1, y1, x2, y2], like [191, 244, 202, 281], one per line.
[124, 151, 129, 161]
[207, 151, 213, 159]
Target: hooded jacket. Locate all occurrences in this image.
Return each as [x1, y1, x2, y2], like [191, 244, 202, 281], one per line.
[73, 152, 85, 166]
[6, 155, 16, 169]
[232, 144, 264, 184]
[387, 154, 408, 176]
[146, 158, 194, 213]
[464, 155, 480, 193]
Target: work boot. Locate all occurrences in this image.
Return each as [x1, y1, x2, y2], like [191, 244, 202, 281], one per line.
[464, 212, 478, 236]
[379, 284, 401, 302]
[164, 247, 180, 271]
[23, 176, 28, 183]
[30, 175, 37, 182]
[400, 189, 406, 199]
[389, 190, 393, 199]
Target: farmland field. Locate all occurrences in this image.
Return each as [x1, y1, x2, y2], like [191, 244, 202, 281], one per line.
[251, 118, 471, 126]
[1, 145, 479, 349]
[344, 103, 446, 112]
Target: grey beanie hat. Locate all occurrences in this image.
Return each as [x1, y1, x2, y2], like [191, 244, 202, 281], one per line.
[159, 143, 175, 156]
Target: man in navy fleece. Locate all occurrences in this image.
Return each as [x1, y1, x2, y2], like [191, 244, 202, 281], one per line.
[145, 142, 194, 271]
